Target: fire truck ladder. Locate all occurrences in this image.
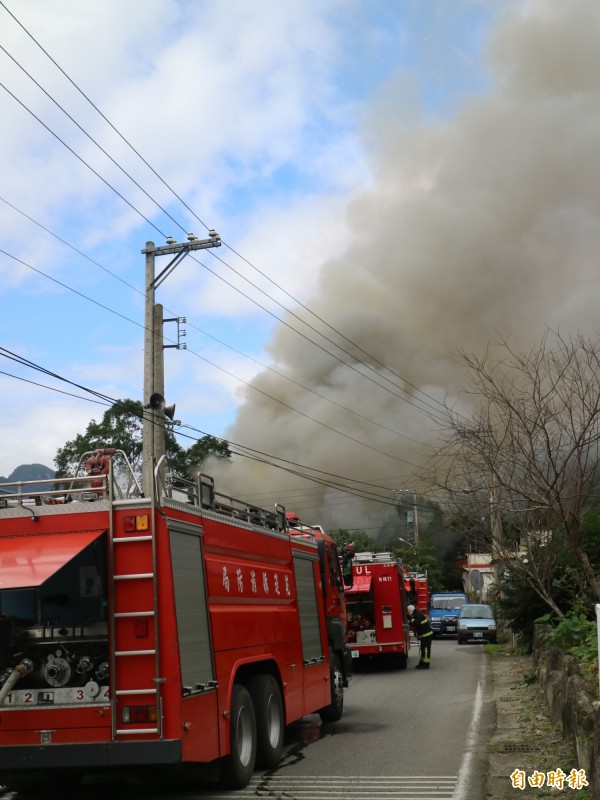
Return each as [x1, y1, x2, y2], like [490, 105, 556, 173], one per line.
[109, 505, 161, 740]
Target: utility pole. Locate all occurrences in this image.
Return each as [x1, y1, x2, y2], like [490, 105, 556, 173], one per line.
[392, 489, 420, 546]
[141, 232, 221, 497]
[489, 484, 503, 559]
[413, 493, 420, 545]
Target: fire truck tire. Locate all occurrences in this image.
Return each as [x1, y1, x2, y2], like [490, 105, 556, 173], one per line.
[5, 769, 83, 793]
[221, 683, 257, 789]
[319, 650, 344, 723]
[248, 674, 284, 768]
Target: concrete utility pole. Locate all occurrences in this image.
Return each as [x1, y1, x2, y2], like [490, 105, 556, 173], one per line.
[141, 232, 221, 497]
[489, 483, 503, 558]
[392, 488, 420, 546]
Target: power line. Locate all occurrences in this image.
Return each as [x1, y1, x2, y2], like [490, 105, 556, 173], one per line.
[194, 249, 450, 425]
[2, 61, 444, 426]
[183, 423, 431, 502]
[0, 0, 214, 231]
[0, 350, 414, 507]
[0, 40, 189, 239]
[0, 2, 457, 427]
[0, 3, 471, 512]
[0, 70, 446, 428]
[0, 243, 430, 468]
[0, 80, 167, 238]
[0, 195, 433, 452]
[0, 368, 109, 405]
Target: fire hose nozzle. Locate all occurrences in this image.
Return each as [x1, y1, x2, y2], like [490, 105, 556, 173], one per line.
[16, 659, 33, 677]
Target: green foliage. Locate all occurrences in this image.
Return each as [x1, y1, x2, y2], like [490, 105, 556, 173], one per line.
[544, 610, 595, 651]
[496, 515, 600, 648]
[498, 575, 557, 651]
[392, 540, 454, 591]
[54, 399, 230, 481]
[54, 399, 146, 478]
[329, 529, 377, 552]
[168, 434, 231, 477]
[484, 642, 507, 655]
[543, 611, 599, 685]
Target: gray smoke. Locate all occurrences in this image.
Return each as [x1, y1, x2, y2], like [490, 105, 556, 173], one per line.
[207, 0, 600, 537]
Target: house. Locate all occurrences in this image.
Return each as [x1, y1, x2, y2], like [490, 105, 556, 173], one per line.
[459, 553, 495, 601]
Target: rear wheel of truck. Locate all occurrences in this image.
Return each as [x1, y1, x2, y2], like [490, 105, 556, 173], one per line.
[395, 653, 408, 670]
[6, 769, 84, 794]
[248, 674, 284, 769]
[319, 650, 344, 723]
[220, 683, 257, 789]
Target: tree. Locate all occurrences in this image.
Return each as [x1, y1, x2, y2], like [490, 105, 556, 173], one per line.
[393, 539, 460, 593]
[169, 435, 232, 477]
[55, 399, 230, 483]
[329, 529, 377, 553]
[55, 400, 148, 478]
[431, 331, 600, 613]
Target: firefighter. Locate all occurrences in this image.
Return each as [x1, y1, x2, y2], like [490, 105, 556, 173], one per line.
[407, 604, 433, 670]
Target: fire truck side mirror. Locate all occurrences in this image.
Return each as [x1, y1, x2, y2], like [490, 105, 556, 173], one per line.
[343, 565, 353, 588]
[342, 545, 354, 588]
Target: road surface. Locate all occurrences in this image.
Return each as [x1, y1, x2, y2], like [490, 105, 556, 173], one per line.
[4, 639, 493, 800]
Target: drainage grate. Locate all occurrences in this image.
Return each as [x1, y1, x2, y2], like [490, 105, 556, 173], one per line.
[499, 742, 541, 753]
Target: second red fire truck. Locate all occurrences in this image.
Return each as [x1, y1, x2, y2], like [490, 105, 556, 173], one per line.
[0, 450, 351, 790]
[344, 551, 412, 668]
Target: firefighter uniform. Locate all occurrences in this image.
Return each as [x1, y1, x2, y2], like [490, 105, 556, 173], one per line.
[407, 605, 433, 669]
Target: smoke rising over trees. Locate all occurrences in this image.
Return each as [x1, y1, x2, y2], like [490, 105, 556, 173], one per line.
[205, 0, 600, 538]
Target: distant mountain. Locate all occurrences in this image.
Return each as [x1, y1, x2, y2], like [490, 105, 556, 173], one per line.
[0, 464, 55, 484]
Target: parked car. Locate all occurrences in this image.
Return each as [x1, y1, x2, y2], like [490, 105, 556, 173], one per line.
[457, 603, 497, 644]
[429, 592, 467, 636]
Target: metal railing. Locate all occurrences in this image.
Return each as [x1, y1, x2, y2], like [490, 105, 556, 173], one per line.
[0, 449, 143, 509]
[157, 464, 286, 532]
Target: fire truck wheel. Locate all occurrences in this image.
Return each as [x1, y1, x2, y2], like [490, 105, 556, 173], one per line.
[248, 674, 284, 768]
[318, 651, 344, 723]
[395, 653, 408, 670]
[221, 683, 257, 789]
[6, 769, 83, 793]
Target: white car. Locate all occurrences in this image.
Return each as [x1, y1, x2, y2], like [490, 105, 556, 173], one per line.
[457, 603, 497, 644]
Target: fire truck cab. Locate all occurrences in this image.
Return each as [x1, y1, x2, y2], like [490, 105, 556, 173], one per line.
[344, 552, 411, 669]
[0, 451, 350, 790]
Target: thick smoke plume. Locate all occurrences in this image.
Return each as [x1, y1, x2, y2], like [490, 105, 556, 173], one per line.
[207, 0, 600, 539]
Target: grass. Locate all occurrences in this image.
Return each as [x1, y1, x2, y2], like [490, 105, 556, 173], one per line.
[484, 642, 506, 655]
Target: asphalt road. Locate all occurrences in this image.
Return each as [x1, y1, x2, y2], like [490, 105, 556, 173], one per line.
[255, 637, 494, 800]
[4, 639, 493, 800]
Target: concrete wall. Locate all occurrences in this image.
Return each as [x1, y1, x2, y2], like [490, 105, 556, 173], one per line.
[532, 625, 600, 797]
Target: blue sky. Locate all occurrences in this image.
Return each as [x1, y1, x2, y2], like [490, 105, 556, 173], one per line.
[0, 0, 503, 479]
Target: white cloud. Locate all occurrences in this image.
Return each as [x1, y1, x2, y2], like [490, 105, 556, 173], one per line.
[0, 0, 511, 493]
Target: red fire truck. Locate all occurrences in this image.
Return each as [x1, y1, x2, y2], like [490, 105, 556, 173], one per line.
[0, 450, 351, 789]
[402, 566, 429, 613]
[344, 552, 411, 668]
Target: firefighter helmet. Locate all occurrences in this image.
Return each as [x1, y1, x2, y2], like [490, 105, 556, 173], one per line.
[407, 604, 416, 615]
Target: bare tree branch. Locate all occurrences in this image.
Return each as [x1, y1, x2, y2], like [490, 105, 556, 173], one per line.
[428, 330, 600, 608]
